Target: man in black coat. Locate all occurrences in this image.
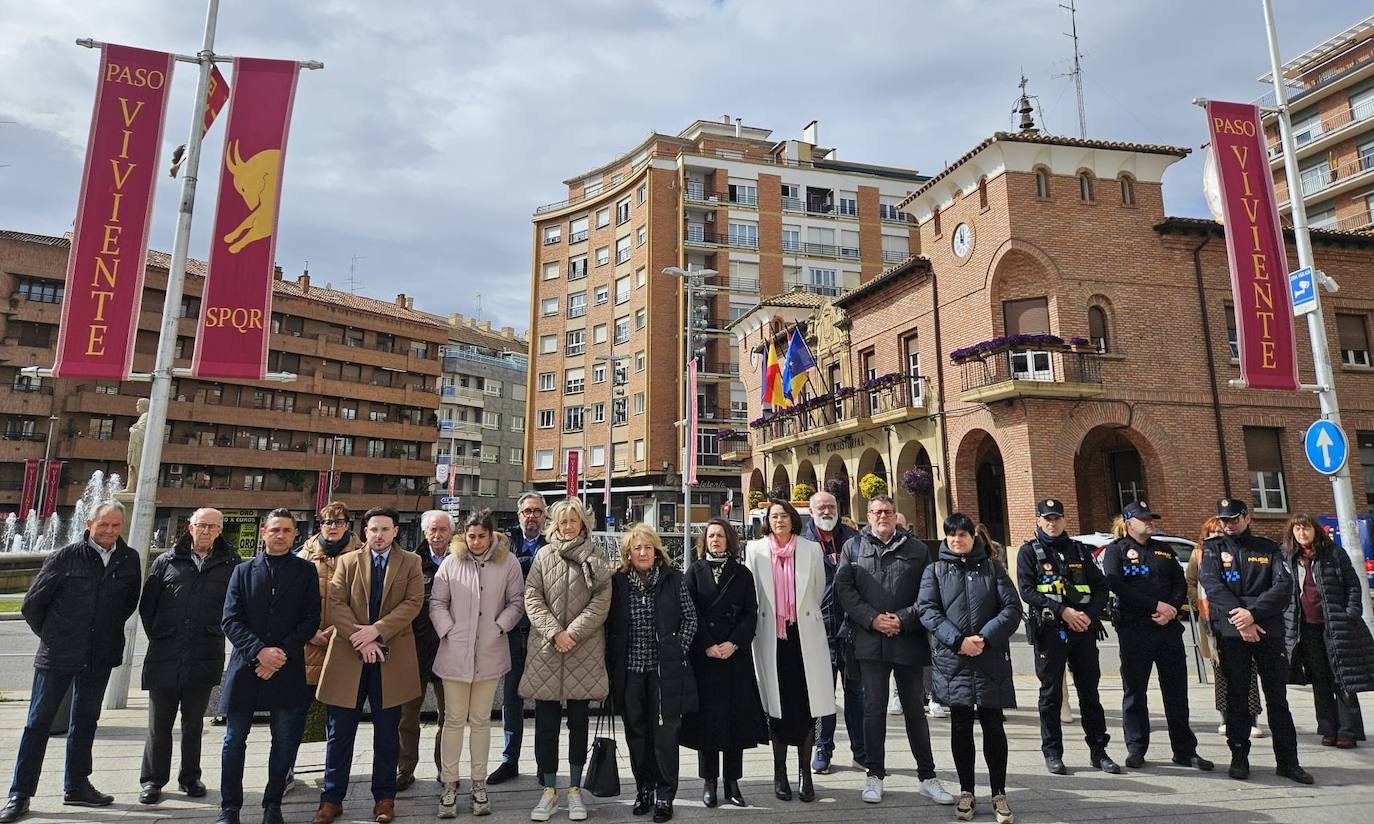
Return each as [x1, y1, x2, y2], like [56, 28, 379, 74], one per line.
[801, 489, 864, 774]
[1199, 498, 1311, 784]
[1015, 498, 1120, 776]
[488, 492, 547, 785]
[138, 508, 242, 804]
[0, 501, 141, 824]
[1100, 502, 1211, 772]
[217, 509, 321, 824]
[835, 494, 953, 806]
[396, 509, 451, 789]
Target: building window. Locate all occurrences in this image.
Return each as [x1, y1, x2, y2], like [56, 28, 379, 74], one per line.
[539, 334, 556, 354]
[1120, 174, 1136, 206]
[903, 333, 921, 403]
[595, 207, 610, 228]
[595, 246, 610, 267]
[535, 449, 554, 470]
[509, 447, 524, 465]
[244, 472, 265, 491]
[591, 402, 606, 423]
[636, 350, 646, 372]
[511, 415, 525, 432]
[977, 176, 988, 210]
[593, 363, 607, 384]
[634, 392, 645, 415]
[636, 267, 646, 288]
[542, 225, 561, 245]
[565, 367, 585, 394]
[635, 308, 646, 330]
[932, 207, 941, 236]
[564, 406, 584, 433]
[14, 322, 53, 347]
[1244, 427, 1288, 513]
[636, 225, 647, 247]
[594, 285, 609, 305]
[837, 192, 857, 217]
[634, 439, 645, 462]
[482, 410, 501, 429]
[1225, 307, 1239, 360]
[538, 372, 555, 391]
[537, 409, 555, 429]
[727, 222, 758, 249]
[1034, 167, 1050, 199]
[1339, 313, 1371, 366]
[615, 236, 632, 264]
[616, 197, 631, 225]
[540, 297, 558, 317]
[17, 278, 64, 304]
[614, 316, 630, 344]
[637, 183, 647, 205]
[878, 200, 907, 222]
[593, 323, 608, 344]
[1088, 305, 1111, 353]
[566, 329, 585, 356]
[612, 397, 627, 425]
[569, 255, 588, 280]
[567, 291, 587, 318]
[569, 216, 589, 244]
[1078, 171, 1094, 202]
[590, 445, 606, 467]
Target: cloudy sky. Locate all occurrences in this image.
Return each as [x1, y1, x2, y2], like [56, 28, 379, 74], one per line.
[0, 0, 1360, 333]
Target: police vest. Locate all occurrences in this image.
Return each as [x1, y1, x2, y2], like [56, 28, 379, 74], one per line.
[1031, 539, 1092, 606]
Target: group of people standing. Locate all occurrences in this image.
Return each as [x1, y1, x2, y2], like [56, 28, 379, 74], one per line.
[0, 488, 1370, 824]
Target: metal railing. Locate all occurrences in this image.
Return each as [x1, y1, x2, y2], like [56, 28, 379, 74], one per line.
[782, 280, 847, 298]
[1291, 153, 1374, 200]
[1269, 98, 1374, 158]
[443, 350, 528, 371]
[697, 361, 740, 376]
[882, 249, 911, 264]
[753, 378, 926, 445]
[959, 350, 1104, 393]
[569, 230, 589, 244]
[683, 229, 759, 250]
[729, 192, 758, 207]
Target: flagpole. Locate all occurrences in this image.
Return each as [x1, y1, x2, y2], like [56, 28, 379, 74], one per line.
[1259, 0, 1373, 632]
[105, 0, 221, 709]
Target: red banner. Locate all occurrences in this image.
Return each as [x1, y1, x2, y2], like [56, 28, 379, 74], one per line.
[39, 461, 64, 520]
[204, 65, 230, 133]
[53, 44, 174, 379]
[18, 459, 40, 517]
[567, 450, 580, 499]
[1205, 100, 1299, 391]
[315, 469, 332, 514]
[193, 58, 300, 379]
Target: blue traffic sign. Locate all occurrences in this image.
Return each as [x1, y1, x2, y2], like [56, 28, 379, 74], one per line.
[440, 496, 461, 506]
[1304, 420, 1348, 475]
[1289, 267, 1316, 316]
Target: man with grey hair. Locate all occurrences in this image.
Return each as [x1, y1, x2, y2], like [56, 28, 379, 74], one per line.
[397, 509, 454, 789]
[1, 501, 141, 823]
[137, 508, 241, 804]
[488, 492, 547, 785]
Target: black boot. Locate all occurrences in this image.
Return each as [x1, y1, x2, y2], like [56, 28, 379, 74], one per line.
[633, 786, 654, 816]
[702, 779, 718, 808]
[797, 729, 816, 802]
[723, 779, 746, 807]
[772, 734, 792, 801]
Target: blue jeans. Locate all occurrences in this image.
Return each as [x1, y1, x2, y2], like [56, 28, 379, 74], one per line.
[500, 626, 528, 764]
[220, 702, 308, 812]
[817, 651, 865, 761]
[322, 665, 401, 804]
[8, 666, 111, 798]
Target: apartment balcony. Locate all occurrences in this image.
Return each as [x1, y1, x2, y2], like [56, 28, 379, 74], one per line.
[782, 279, 850, 299]
[684, 182, 719, 205]
[442, 454, 481, 475]
[1282, 153, 1374, 210]
[0, 435, 47, 462]
[719, 433, 751, 463]
[682, 228, 758, 251]
[753, 378, 928, 452]
[438, 420, 482, 439]
[882, 250, 912, 264]
[781, 238, 861, 261]
[1255, 32, 1374, 111]
[0, 386, 55, 416]
[439, 385, 485, 404]
[958, 349, 1105, 404]
[1268, 97, 1374, 166]
[696, 361, 740, 379]
[442, 349, 528, 373]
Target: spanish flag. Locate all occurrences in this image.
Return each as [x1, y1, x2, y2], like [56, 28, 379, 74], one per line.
[763, 339, 789, 408]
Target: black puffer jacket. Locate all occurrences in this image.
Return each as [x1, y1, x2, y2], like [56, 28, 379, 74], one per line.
[22, 534, 141, 673]
[835, 527, 932, 665]
[918, 541, 1022, 709]
[1283, 544, 1374, 694]
[139, 534, 241, 690]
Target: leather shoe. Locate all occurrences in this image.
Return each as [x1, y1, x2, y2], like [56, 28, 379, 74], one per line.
[262, 803, 285, 824]
[1228, 756, 1250, 780]
[1172, 754, 1215, 771]
[179, 778, 207, 798]
[652, 800, 673, 822]
[796, 766, 815, 802]
[486, 761, 518, 785]
[139, 782, 162, 804]
[374, 798, 396, 823]
[63, 781, 114, 807]
[311, 802, 343, 824]
[773, 773, 792, 801]
[702, 779, 718, 808]
[1277, 765, 1315, 785]
[1045, 755, 1068, 775]
[1092, 751, 1122, 774]
[214, 810, 241, 824]
[395, 771, 415, 791]
[1124, 753, 1145, 769]
[1336, 738, 1357, 749]
[723, 779, 746, 807]
[633, 789, 654, 816]
[1321, 735, 1337, 746]
[0, 797, 29, 824]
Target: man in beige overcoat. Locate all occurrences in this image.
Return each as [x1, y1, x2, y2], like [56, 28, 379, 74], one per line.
[311, 507, 424, 824]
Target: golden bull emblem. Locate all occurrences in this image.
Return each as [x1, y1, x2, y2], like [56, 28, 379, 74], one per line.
[222, 140, 281, 254]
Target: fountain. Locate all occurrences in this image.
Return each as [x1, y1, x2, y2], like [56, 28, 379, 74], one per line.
[1, 513, 15, 553]
[4, 470, 124, 553]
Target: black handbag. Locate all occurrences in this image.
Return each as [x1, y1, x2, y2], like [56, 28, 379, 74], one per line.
[584, 701, 621, 798]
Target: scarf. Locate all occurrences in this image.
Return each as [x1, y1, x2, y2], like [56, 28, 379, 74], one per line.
[769, 533, 797, 639]
[705, 551, 728, 584]
[548, 532, 596, 588]
[1034, 527, 1071, 550]
[815, 529, 839, 566]
[1297, 542, 1317, 562]
[321, 534, 352, 557]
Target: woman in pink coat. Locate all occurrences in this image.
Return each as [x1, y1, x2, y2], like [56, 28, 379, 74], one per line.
[429, 509, 525, 818]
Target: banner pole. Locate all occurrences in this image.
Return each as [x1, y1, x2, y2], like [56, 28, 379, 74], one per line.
[105, 0, 221, 709]
[1259, 0, 1374, 632]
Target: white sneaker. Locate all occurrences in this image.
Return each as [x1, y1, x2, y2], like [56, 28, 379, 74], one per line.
[861, 775, 883, 803]
[530, 788, 558, 822]
[992, 793, 1014, 824]
[1253, 725, 1266, 738]
[566, 787, 588, 821]
[956, 791, 976, 822]
[472, 784, 491, 816]
[928, 701, 947, 719]
[918, 777, 956, 805]
[439, 782, 459, 819]
[888, 693, 903, 715]
[1218, 723, 1227, 736]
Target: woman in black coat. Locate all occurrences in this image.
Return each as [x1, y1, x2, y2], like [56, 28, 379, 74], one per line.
[918, 513, 1022, 824]
[680, 519, 767, 809]
[1282, 514, 1374, 747]
[605, 525, 698, 823]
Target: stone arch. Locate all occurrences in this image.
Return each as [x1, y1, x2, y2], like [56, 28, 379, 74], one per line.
[984, 237, 1063, 308]
[953, 428, 1009, 546]
[895, 440, 936, 537]
[795, 459, 818, 498]
[1073, 422, 1167, 534]
[770, 464, 791, 500]
[855, 447, 887, 514]
[748, 468, 765, 494]
[824, 453, 852, 519]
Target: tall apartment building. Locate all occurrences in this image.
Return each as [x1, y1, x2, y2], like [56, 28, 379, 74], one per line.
[526, 117, 925, 528]
[1262, 14, 1374, 233]
[0, 229, 446, 549]
[429, 313, 529, 526]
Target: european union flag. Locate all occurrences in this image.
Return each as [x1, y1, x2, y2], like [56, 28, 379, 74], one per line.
[780, 327, 816, 403]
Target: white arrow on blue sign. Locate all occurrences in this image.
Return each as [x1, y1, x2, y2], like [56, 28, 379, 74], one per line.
[1289, 267, 1317, 316]
[1303, 420, 1348, 475]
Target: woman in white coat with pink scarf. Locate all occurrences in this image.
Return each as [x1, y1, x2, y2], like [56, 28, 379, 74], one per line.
[429, 509, 525, 818]
[743, 499, 832, 803]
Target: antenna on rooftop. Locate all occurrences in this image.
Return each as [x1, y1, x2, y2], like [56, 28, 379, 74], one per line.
[1054, 0, 1088, 138]
[346, 254, 365, 294]
[475, 293, 483, 321]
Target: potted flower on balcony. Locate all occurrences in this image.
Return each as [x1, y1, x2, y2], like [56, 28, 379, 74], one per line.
[949, 333, 1066, 364]
[901, 466, 934, 498]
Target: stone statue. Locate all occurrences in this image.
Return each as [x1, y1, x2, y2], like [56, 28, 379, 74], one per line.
[127, 398, 150, 488]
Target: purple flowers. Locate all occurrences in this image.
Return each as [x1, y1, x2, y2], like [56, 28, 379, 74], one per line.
[902, 466, 934, 496]
[949, 333, 1067, 363]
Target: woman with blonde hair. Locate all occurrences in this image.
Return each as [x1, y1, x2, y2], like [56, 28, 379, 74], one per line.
[1187, 516, 1264, 738]
[606, 525, 698, 822]
[429, 509, 525, 818]
[520, 498, 612, 822]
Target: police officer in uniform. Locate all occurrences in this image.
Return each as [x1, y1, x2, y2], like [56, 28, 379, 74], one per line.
[1198, 498, 1312, 784]
[1016, 498, 1121, 775]
[1101, 502, 1212, 771]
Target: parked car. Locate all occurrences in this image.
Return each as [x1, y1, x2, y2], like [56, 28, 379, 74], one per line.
[1073, 531, 1195, 571]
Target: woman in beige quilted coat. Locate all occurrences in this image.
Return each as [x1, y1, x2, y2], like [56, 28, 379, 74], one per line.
[519, 498, 611, 822]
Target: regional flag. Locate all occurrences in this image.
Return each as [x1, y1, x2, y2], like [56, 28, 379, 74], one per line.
[781, 327, 816, 403]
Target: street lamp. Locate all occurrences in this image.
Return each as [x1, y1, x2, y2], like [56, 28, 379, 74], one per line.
[595, 353, 631, 529]
[35, 414, 60, 519]
[661, 266, 717, 545]
[580, 405, 593, 502]
[326, 435, 347, 513]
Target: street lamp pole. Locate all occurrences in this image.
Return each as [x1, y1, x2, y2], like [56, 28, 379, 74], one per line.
[1259, 0, 1374, 630]
[595, 353, 630, 528]
[35, 414, 59, 523]
[662, 267, 717, 548]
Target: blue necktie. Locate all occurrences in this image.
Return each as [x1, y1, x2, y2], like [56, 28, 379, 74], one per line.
[369, 555, 386, 624]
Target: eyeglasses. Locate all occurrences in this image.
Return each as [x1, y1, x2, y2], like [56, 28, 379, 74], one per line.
[519, 508, 545, 516]
[189, 523, 221, 531]
[869, 509, 895, 516]
[321, 519, 348, 527]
